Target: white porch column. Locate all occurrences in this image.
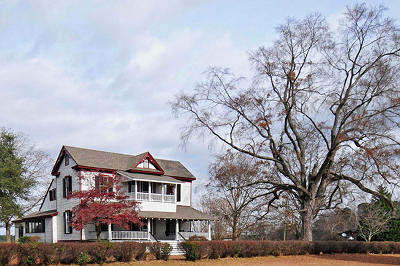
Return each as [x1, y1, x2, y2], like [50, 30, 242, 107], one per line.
[52, 216, 58, 243]
[134, 180, 137, 200]
[149, 182, 152, 200]
[108, 224, 112, 241]
[161, 184, 164, 202]
[175, 219, 179, 240]
[81, 228, 86, 241]
[207, 221, 211, 240]
[147, 219, 151, 240]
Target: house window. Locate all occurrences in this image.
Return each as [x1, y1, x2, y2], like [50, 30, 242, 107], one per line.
[130, 219, 147, 232]
[63, 176, 72, 198]
[137, 181, 149, 193]
[128, 181, 135, 193]
[64, 210, 72, 234]
[49, 189, 56, 201]
[137, 159, 156, 169]
[65, 154, 69, 166]
[166, 184, 175, 195]
[177, 184, 181, 202]
[25, 219, 45, 233]
[95, 175, 113, 192]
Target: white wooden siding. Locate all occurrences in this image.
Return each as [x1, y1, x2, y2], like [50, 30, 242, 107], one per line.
[56, 156, 81, 241]
[40, 179, 56, 212]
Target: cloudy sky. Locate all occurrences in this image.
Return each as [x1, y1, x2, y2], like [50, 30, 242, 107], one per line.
[1, 0, 400, 205]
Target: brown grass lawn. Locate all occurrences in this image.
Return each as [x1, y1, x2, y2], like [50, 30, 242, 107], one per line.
[106, 254, 400, 265]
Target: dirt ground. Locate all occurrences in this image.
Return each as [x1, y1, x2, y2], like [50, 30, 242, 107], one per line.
[106, 254, 400, 265]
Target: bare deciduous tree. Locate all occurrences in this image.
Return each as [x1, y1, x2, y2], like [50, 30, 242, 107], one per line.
[172, 4, 400, 240]
[357, 203, 390, 242]
[201, 151, 269, 240]
[313, 208, 358, 240]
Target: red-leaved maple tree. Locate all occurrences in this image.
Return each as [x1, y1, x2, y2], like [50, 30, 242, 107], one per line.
[67, 173, 141, 241]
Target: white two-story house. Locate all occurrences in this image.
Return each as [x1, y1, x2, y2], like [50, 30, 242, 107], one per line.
[13, 146, 213, 244]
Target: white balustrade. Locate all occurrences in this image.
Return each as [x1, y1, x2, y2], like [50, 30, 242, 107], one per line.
[150, 193, 162, 201]
[164, 194, 175, 202]
[128, 190, 175, 203]
[112, 231, 148, 240]
[136, 192, 150, 201]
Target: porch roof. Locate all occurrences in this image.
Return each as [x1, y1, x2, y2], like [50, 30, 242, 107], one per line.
[118, 171, 183, 184]
[138, 206, 216, 221]
[12, 209, 58, 223]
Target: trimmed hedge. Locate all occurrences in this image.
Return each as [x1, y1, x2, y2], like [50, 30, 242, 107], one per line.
[3, 240, 400, 264]
[0, 242, 148, 265]
[148, 242, 173, 260]
[180, 240, 400, 261]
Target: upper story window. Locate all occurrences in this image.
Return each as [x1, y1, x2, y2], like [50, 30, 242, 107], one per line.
[95, 175, 113, 192]
[137, 181, 149, 193]
[49, 188, 56, 201]
[25, 219, 45, 233]
[166, 184, 175, 195]
[65, 154, 69, 166]
[128, 181, 135, 193]
[137, 159, 156, 169]
[177, 184, 181, 202]
[63, 176, 72, 198]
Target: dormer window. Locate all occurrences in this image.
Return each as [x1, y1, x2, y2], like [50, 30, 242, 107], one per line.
[65, 154, 69, 166]
[137, 158, 156, 169]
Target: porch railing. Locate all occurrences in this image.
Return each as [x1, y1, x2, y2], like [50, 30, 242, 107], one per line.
[137, 192, 149, 201]
[150, 193, 162, 202]
[112, 231, 148, 240]
[127, 192, 175, 203]
[179, 232, 208, 240]
[164, 194, 175, 202]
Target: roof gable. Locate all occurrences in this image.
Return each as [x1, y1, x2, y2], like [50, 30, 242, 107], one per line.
[130, 152, 164, 175]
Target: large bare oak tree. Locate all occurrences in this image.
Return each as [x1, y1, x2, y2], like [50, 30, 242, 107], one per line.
[172, 4, 400, 241]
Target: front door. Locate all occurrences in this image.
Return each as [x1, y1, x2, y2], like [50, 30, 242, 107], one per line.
[165, 219, 176, 237]
[151, 220, 157, 235]
[19, 225, 24, 238]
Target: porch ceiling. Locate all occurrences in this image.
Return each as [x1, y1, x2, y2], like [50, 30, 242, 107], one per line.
[138, 206, 216, 221]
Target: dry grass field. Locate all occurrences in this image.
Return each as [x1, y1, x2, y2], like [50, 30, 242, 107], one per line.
[104, 254, 400, 265]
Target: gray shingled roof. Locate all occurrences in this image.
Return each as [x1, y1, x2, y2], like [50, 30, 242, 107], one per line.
[64, 146, 195, 179]
[138, 206, 216, 220]
[12, 210, 57, 223]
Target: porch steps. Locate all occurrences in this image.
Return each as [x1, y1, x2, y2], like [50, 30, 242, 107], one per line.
[159, 240, 184, 255]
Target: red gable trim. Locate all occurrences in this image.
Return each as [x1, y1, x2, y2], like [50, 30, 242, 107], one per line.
[132, 152, 165, 175]
[51, 146, 73, 176]
[73, 165, 117, 174]
[168, 175, 195, 181]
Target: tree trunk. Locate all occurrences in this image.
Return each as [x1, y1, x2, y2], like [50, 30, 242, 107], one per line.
[96, 224, 102, 241]
[301, 203, 313, 241]
[5, 222, 11, 243]
[231, 226, 238, 241]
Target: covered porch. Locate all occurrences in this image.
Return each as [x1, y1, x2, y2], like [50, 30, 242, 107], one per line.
[85, 206, 214, 241]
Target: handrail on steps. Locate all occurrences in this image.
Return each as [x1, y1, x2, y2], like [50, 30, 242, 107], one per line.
[149, 232, 159, 242]
[178, 232, 187, 241]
